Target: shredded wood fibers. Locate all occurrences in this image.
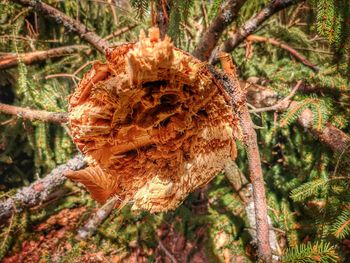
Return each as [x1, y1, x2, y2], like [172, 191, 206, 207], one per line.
[67, 28, 238, 212]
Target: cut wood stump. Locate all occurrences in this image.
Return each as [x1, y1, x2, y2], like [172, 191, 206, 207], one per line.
[67, 28, 239, 212]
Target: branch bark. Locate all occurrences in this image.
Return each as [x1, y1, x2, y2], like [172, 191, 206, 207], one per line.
[77, 196, 118, 240]
[245, 81, 350, 153]
[215, 53, 272, 262]
[10, 0, 109, 54]
[0, 103, 68, 124]
[0, 45, 88, 70]
[208, 0, 303, 64]
[246, 35, 319, 72]
[222, 0, 303, 53]
[0, 154, 86, 224]
[192, 0, 246, 61]
[224, 160, 281, 261]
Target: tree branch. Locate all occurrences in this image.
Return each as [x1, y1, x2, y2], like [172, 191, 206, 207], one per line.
[77, 196, 118, 240]
[0, 154, 86, 224]
[209, 0, 303, 64]
[250, 80, 301, 113]
[224, 160, 282, 261]
[10, 0, 110, 54]
[0, 103, 68, 123]
[246, 35, 319, 72]
[0, 45, 88, 70]
[222, 0, 303, 53]
[245, 82, 350, 153]
[215, 53, 272, 262]
[192, 0, 246, 61]
[104, 24, 138, 41]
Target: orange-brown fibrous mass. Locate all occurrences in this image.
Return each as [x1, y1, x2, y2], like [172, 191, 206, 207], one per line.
[67, 28, 238, 212]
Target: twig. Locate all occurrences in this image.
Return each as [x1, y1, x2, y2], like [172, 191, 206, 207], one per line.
[104, 24, 138, 41]
[216, 53, 272, 262]
[158, 238, 178, 263]
[0, 103, 68, 124]
[0, 45, 88, 70]
[192, 0, 246, 61]
[244, 81, 350, 153]
[246, 35, 319, 72]
[77, 196, 119, 240]
[10, 0, 110, 54]
[211, 0, 303, 64]
[0, 155, 86, 224]
[250, 80, 302, 113]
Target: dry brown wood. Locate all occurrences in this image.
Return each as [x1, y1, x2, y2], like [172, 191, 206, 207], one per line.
[0, 102, 68, 123]
[67, 28, 239, 212]
[0, 45, 88, 70]
[11, 0, 109, 54]
[216, 53, 272, 262]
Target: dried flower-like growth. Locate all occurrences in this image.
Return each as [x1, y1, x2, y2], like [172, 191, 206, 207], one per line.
[67, 28, 238, 212]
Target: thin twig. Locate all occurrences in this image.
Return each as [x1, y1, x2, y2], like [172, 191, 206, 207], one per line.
[104, 24, 138, 41]
[77, 196, 119, 240]
[0, 103, 68, 124]
[244, 81, 350, 153]
[211, 0, 303, 64]
[250, 80, 302, 113]
[246, 35, 319, 72]
[158, 238, 178, 263]
[0, 45, 88, 70]
[10, 0, 110, 54]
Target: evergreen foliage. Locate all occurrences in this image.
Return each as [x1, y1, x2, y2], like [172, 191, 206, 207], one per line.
[0, 0, 350, 261]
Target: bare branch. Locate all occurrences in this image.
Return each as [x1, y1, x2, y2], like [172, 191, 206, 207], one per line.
[245, 82, 350, 153]
[77, 196, 118, 240]
[192, 0, 246, 61]
[0, 155, 86, 224]
[250, 80, 302, 113]
[224, 160, 282, 261]
[246, 35, 319, 72]
[209, 0, 303, 64]
[222, 0, 303, 53]
[0, 103, 68, 123]
[0, 45, 88, 70]
[10, 0, 110, 54]
[104, 24, 138, 41]
[158, 238, 178, 263]
[215, 53, 272, 262]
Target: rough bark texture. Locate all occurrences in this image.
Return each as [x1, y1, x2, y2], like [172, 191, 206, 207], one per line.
[192, 0, 246, 61]
[0, 103, 68, 123]
[11, 0, 109, 54]
[67, 28, 239, 212]
[213, 54, 272, 262]
[225, 160, 281, 262]
[0, 45, 88, 70]
[0, 155, 86, 223]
